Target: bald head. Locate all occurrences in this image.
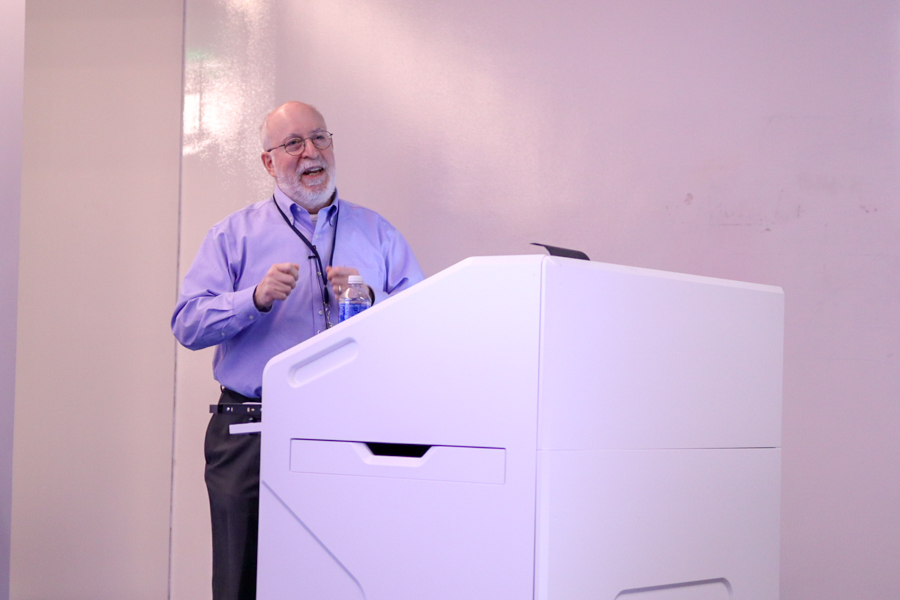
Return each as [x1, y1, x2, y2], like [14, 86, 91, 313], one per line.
[260, 101, 326, 151]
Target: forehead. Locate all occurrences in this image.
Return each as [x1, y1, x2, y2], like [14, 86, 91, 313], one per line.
[268, 104, 327, 140]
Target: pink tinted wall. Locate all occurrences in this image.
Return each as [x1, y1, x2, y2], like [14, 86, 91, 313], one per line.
[174, 1, 900, 598]
[0, 1, 25, 598]
[11, 1, 184, 598]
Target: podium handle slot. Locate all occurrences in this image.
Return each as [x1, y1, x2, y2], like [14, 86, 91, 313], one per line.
[290, 439, 507, 484]
[365, 442, 431, 458]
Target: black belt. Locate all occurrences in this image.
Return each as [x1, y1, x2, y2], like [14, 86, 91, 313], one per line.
[209, 387, 262, 416]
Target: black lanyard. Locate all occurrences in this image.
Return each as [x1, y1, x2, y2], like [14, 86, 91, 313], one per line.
[272, 196, 339, 305]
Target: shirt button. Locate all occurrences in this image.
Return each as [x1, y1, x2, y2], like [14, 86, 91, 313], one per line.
[249, 315, 254, 320]
[318, 310, 324, 315]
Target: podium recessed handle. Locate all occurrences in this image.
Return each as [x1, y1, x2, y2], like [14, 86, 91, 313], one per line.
[290, 439, 506, 484]
[365, 442, 431, 458]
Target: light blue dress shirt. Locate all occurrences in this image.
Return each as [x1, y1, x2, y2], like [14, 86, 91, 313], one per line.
[172, 188, 424, 398]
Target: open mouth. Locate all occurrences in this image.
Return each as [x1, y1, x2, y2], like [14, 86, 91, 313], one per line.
[300, 165, 327, 185]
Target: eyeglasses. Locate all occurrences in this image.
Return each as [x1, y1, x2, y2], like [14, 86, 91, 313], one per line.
[266, 132, 333, 155]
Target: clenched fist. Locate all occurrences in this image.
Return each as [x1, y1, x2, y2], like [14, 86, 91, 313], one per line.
[326, 265, 360, 300]
[254, 262, 300, 311]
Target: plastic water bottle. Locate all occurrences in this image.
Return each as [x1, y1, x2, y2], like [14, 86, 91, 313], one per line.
[339, 275, 372, 322]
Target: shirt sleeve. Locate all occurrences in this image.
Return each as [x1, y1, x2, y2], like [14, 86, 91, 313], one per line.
[171, 226, 264, 350]
[372, 224, 425, 305]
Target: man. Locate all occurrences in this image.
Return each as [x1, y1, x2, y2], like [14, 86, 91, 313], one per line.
[172, 101, 424, 600]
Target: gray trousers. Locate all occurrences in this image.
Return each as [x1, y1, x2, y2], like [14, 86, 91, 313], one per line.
[205, 388, 261, 600]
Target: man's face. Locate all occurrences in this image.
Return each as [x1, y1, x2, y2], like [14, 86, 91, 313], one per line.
[262, 103, 336, 212]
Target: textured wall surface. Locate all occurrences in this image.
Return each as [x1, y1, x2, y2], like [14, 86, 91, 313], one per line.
[173, 1, 900, 599]
[10, 1, 184, 598]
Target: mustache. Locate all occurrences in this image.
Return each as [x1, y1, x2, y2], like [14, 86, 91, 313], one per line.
[297, 160, 327, 174]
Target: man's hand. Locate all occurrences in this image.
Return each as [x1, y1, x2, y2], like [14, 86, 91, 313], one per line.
[327, 266, 369, 300]
[254, 263, 300, 311]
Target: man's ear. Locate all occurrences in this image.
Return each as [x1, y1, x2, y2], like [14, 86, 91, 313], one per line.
[261, 151, 276, 177]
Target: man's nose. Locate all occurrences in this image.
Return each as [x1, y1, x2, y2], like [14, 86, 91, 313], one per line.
[299, 138, 320, 158]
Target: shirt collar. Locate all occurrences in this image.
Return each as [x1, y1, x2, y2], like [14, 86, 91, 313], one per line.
[273, 186, 340, 227]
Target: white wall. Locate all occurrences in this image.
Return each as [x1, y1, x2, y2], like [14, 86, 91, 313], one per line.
[0, 1, 26, 599]
[10, 1, 184, 598]
[172, 1, 900, 599]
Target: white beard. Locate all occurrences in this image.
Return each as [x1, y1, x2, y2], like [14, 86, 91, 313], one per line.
[276, 162, 337, 214]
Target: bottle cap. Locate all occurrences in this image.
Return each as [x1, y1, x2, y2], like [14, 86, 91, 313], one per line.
[348, 275, 364, 284]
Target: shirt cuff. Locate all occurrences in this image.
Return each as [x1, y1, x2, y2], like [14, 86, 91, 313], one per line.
[234, 286, 266, 325]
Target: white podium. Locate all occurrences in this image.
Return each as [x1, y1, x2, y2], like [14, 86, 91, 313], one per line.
[258, 255, 783, 600]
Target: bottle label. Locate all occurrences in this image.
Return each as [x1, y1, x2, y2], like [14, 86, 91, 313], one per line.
[339, 302, 369, 322]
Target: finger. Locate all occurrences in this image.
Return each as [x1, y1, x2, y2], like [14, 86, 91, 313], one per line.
[275, 262, 300, 279]
[328, 266, 359, 282]
[271, 272, 298, 287]
[273, 277, 297, 293]
[270, 283, 294, 300]
[264, 275, 292, 291]
[269, 280, 297, 294]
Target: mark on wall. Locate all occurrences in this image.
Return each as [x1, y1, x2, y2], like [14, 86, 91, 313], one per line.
[665, 188, 804, 232]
